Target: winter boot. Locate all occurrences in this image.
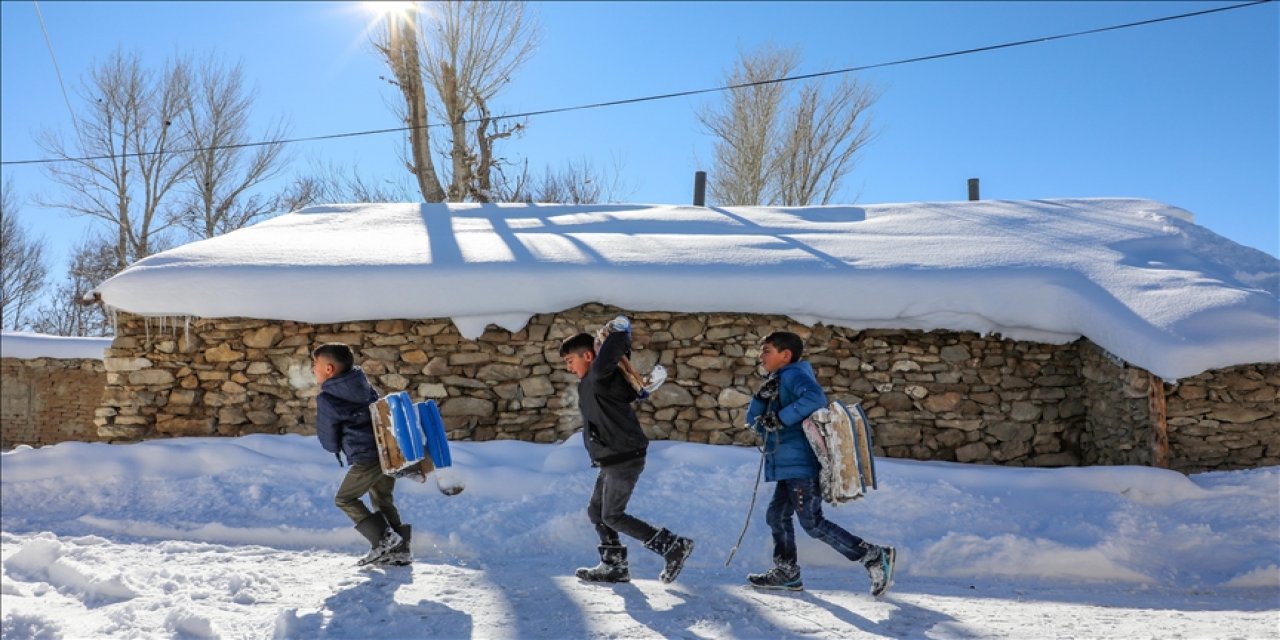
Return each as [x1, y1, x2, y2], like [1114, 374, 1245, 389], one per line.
[354, 512, 403, 566]
[378, 524, 412, 566]
[862, 544, 896, 597]
[575, 545, 630, 583]
[643, 528, 694, 584]
[747, 562, 804, 591]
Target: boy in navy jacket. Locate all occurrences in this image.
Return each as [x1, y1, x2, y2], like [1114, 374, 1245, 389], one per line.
[745, 331, 895, 596]
[312, 343, 409, 566]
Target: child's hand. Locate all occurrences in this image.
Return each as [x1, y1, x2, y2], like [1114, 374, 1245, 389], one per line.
[595, 315, 632, 344]
[754, 374, 780, 402]
[757, 412, 782, 431]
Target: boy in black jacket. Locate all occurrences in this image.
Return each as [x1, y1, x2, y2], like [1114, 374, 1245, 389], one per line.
[312, 343, 409, 566]
[560, 316, 694, 583]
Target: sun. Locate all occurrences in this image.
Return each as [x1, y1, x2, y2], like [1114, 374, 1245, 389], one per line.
[361, 1, 417, 22]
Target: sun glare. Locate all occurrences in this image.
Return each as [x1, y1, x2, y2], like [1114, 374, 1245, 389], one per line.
[362, 1, 417, 21]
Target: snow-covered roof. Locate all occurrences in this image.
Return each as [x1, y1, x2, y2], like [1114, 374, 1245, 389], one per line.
[0, 332, 112, 360]
[92, 199, 1280, 380]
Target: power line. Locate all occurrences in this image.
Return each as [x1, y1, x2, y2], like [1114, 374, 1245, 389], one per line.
[31, 0, 83, 144]
[2, 0, 1270, 167]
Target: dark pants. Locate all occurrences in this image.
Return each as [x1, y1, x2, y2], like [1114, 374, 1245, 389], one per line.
[766, 476, 869, 566]
[335, 461, 400, 527]
[587, 456, 659, 545]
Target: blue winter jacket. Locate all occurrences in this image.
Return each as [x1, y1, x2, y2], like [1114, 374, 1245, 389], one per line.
[316, 367, 381, 465]
[745, 361, 828, 482]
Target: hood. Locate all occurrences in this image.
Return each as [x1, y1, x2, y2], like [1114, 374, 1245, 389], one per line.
[321, 366, 378, 404]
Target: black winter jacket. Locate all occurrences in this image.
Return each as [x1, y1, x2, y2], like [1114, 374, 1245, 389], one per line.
[578, 332, 649, 466]
[316, 367, 381, 465]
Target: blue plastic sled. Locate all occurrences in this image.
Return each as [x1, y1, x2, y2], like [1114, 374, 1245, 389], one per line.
[370, 392, 457, 491]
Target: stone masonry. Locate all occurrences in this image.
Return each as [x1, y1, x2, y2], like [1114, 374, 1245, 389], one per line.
[85, 304, 1280, 472]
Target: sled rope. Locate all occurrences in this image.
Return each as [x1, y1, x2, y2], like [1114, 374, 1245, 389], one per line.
[725, 416, 777, 567]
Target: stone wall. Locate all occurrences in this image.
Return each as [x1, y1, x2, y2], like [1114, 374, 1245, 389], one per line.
[91, 305, 1277, 471]
[1080, 342, 1279, 472]
[1, 357, 106, 449]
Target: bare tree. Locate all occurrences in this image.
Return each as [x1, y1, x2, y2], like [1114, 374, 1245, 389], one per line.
[0, 180, 49, 330]
[773, 77, 877, 206]
[274, 159, 415, 211]
[373, 5, 447, 202]
[698, 45, 797, 207]
[37, 49, 193, 272]
[31, 235, 115, 337]
[175, 57, 289, 238]
[699, 46, 879, 206]
[373, 1, 538, 203]
[500, 157, 626, 205]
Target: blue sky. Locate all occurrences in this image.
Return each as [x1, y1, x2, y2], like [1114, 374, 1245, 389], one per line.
[2, 0, 1277, 278]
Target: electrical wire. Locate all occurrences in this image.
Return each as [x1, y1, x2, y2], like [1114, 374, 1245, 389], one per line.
[31, 0, 83, 144]
[2, 0, 1270, 167]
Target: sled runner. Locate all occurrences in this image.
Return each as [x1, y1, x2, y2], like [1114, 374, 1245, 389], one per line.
[370, 392, 464, 495]
[802, 401, 878, 504]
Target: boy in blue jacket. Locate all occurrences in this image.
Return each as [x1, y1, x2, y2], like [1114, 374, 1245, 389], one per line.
[312, 343, 409, 566]
[745, 331, 896, 596]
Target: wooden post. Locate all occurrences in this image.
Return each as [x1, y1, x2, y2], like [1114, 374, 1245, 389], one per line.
[1148, 372, 1170, 468]
[967, 178, 980, 201]
[693, 171, 707, 207]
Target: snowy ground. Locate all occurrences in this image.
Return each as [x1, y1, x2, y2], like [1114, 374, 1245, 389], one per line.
[3, 435, 1277, 639]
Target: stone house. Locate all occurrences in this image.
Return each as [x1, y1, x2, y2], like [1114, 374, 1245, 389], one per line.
[83, 200, 1279, 473]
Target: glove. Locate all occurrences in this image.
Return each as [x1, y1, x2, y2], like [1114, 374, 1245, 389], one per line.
[595, 315, 632, 344]
[754, 373, 780, 403]
[757, 412, 782, 432]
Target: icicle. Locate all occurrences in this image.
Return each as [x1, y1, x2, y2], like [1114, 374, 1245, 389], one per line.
[183, 315, 191, 348]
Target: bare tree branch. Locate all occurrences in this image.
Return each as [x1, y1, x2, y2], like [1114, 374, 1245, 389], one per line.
[699, 46, 879, 207]
[0, 180, 49, 330]
[174, 57, 290, 238]
[36, 50, 194, 271]
[374, 1, 537, 203]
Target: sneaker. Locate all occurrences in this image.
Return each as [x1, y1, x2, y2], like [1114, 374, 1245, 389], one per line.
[748, 563, 803, 591]
[864, 545, 896, 597]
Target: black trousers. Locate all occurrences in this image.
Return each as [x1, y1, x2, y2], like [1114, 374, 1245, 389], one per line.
[587, 456, 659, 545]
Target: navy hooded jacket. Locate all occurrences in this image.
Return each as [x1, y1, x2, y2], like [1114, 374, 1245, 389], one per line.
[316, 366, 381, 465]
[745, 361, 828, 482]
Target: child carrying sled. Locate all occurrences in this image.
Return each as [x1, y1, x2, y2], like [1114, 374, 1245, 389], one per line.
[560, 315, 695, 584]
[745, 331, 896, 596]
[312, 343, 412, 566]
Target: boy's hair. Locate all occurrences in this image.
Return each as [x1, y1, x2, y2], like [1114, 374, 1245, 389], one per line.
[559, 333, 597, 357]
[763, 331, 804, 363]
[312, 343, 355, 374]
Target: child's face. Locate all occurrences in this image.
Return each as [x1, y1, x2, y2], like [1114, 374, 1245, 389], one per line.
[311, 356, 337, 385]
[562, 349, 595, 380]
[759, 342, 792, 373]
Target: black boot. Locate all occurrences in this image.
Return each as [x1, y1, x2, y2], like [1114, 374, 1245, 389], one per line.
[378, 524, 412, 566]
[354, 512, 402, 566]
[575, 544, 630, 583]
[643, 528, 694, 584]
